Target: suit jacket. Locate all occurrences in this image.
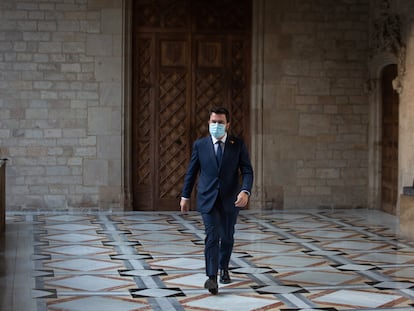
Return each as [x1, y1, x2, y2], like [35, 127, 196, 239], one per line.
[181, 135, 254, 213]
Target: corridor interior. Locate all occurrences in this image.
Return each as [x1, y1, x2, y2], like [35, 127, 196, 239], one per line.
[1, 208, 414, 311]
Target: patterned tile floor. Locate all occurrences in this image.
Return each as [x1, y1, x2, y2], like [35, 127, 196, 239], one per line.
[1, 209, 414, 310]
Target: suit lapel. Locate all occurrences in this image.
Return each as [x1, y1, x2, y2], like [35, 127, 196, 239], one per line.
[220, 136, 235, 169]
[223, 136, 234, 161]
[204, 137, 219, 169]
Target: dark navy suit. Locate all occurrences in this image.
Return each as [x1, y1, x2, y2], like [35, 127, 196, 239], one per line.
[181, 135, 253, 277]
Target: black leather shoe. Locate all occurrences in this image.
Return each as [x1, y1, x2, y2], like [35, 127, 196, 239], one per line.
[204, 276, 218, 295]
[219, 269, 231, 284]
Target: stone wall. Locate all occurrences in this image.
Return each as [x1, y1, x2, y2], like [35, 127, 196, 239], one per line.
[251, 0, 371, 209]
[0, 0, 124, 210]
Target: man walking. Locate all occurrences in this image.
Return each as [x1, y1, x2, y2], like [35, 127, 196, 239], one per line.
[180, 107, 254, 295]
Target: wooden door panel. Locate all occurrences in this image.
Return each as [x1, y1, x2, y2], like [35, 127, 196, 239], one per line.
[228, 36, 251, 142]
[194, 36, 226, 138]
[157, 36, 191, 210]
[193, 35, 250, 141]
[133, 34, 191, 211]
[132, 35, 155, 211]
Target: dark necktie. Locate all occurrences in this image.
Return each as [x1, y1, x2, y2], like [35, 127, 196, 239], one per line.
[216, 141, 222, 165]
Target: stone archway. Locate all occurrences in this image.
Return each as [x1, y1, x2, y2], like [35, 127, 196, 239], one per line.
[380, 64, 399, 214]
[366, 53, 399, 211]
[367, 0, 405, 212]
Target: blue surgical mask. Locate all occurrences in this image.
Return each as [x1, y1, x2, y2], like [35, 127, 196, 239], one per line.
[209, 123, 226, 139]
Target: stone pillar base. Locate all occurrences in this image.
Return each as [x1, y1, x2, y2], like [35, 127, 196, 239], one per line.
[0, 159, 6, 234]
[400, 194, 414, 240]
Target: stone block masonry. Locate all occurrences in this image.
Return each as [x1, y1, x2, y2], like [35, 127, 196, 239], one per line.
[0, 0, 123, 210]
[256, 0, 370, 209]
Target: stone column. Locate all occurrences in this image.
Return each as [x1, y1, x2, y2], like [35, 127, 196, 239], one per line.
[250, 0, 266, 209]
[399, 41, 414, 191]
[366, 77, 382, 210]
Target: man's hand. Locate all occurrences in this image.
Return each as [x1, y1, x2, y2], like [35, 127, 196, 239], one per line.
[180, 198, 190, 213]
[235, 191, 249, 208]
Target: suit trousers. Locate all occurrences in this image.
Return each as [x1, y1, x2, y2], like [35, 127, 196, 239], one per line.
[201, 195, 239, 277]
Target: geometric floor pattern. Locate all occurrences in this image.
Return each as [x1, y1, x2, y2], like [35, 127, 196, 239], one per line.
[2, 209, 414, 310]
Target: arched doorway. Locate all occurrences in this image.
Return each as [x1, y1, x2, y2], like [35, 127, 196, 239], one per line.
[380, 64, 399, 214]
[131, 0, 252, 211]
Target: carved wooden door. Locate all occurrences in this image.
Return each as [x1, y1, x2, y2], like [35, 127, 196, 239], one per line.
[381, 64, 399, 215]
[132, 0, 251, 211]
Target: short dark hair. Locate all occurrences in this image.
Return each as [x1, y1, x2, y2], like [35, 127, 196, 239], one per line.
[209, 107, 230, 122]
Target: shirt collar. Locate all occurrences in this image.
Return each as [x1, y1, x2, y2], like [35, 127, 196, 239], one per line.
[211, 133, 227, 144]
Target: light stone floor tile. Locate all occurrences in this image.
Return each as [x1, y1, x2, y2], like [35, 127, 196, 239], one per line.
[252, 255, 326, 267]
[184, 294, 281, 310]
[152, 257, 205, 270]
[45, 258, 122, 271]
[313, 289, 402, 308]
[48, 296, 148, 311]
